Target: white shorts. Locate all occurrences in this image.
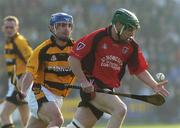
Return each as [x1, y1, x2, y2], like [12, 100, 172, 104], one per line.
[27, 85, 63, 118]
[6, 78, 16, 97]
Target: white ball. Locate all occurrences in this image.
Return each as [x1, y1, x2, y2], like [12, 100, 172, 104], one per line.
[156, 73, 165, 81]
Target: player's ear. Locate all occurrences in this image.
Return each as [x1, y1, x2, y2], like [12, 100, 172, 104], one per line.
[16, 25, 19, 31]
[49, 25, 54, 33]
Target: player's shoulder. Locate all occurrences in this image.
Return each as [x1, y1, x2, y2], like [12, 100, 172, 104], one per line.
[88, 27, 106, 37]
[78, 27, 106, 42]
[13, 33, 32, 50]
[15, 33, 28, 43]
[33, 38, 52, 53]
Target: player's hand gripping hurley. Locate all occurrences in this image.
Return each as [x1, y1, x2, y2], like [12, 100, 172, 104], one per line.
[13, 65, 25, 100]
[65, 84, 165, 106]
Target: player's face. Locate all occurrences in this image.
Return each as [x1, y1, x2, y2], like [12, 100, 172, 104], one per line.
[2, 20, 18, 38]
[115, 22, 137, 41]
[120, 26, 137, 40]
[55, 22, 73, 39]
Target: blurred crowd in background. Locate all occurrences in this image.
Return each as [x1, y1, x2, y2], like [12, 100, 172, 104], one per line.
[0, 0, 180, 124]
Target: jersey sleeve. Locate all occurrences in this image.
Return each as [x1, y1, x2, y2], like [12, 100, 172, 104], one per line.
[128, 46, 148, 75]
[26, 47, 41, 77]
[15, 37, 33, 63]
[70, 34, 95, 60]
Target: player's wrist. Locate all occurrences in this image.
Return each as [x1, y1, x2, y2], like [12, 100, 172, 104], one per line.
[152, 85, 162, 94]
[21, 88, 28, 95]
[19, 92, 26, 99]
[80, 79, 89, 85]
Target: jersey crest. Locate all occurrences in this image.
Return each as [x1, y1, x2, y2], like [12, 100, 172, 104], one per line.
[76, 42, 86, 50]
[50, 55, 57, 61]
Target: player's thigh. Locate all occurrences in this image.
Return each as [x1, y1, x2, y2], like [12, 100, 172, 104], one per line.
[90, 92, 126, 114]
[18, 104, 30, 124]
[27, 116, 47, 128]
[38, 101, 63, 122]
[74, 107, 97, 128]
[1, 101, 17, 116]
[18, 103, 30, 116]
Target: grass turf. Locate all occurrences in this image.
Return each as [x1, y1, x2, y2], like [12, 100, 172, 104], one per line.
[4, 123, 180, 128]
[96, 124, 180, 128]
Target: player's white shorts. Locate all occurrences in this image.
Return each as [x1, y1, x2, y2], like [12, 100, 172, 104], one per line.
[27, 85, 63, 118]
[6, 79, 28, 105]
[6, 78, 16, 97]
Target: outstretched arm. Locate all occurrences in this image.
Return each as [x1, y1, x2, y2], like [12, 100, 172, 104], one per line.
[136, 70, 169, 97]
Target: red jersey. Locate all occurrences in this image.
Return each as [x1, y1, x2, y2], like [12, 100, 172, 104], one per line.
[70, 26, 148, 88]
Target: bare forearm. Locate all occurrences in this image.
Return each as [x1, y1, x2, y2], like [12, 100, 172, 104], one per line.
[68, 56, 88, 83]
[136, 70, 157, 89]
[68, 56, 94, 92]
[137, 70, 169, 96]
[20, 72, 33, 93]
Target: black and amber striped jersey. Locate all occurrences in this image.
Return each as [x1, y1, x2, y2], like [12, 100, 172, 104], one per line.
[27, 36, 76, 97]
[4, 33, 33, 78]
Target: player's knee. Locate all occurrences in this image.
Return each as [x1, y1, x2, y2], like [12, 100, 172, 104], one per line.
[22, 120, 28, 128]
[45, 113, 64, 126]
[21, 116, 29, 127]
[114, 103, 127, 118]
[55, 115, 64, 126]
[66, 119, 85, 128]
[0, 112, 8, 121]
[122, 104, 127, 115]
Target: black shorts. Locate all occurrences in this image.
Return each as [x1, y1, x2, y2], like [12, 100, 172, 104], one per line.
[78, 89, 104, 120]
[78, 77, 113, 120]
[6, 90, 28, 106]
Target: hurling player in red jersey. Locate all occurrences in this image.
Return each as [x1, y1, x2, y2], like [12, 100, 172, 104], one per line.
[66, 8, 169, 128]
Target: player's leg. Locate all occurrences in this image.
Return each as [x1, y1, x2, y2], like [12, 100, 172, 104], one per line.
[66, 89, 103, 128]
[27, 85, 48, 127]
[27, 116, 47, 128]
[90, 92, 127, 128]
[0, 81, 18, 127]
[32, 85, 64, 127]
[18, 103, 30, 127]
[66, 107, 97, 128]
[0, 101, 16, 128]
[66, 90, 126, 128]
[38, 101, 64, 128]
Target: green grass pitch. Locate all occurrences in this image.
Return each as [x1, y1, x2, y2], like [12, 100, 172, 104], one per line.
[96, 124, 180, 128]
